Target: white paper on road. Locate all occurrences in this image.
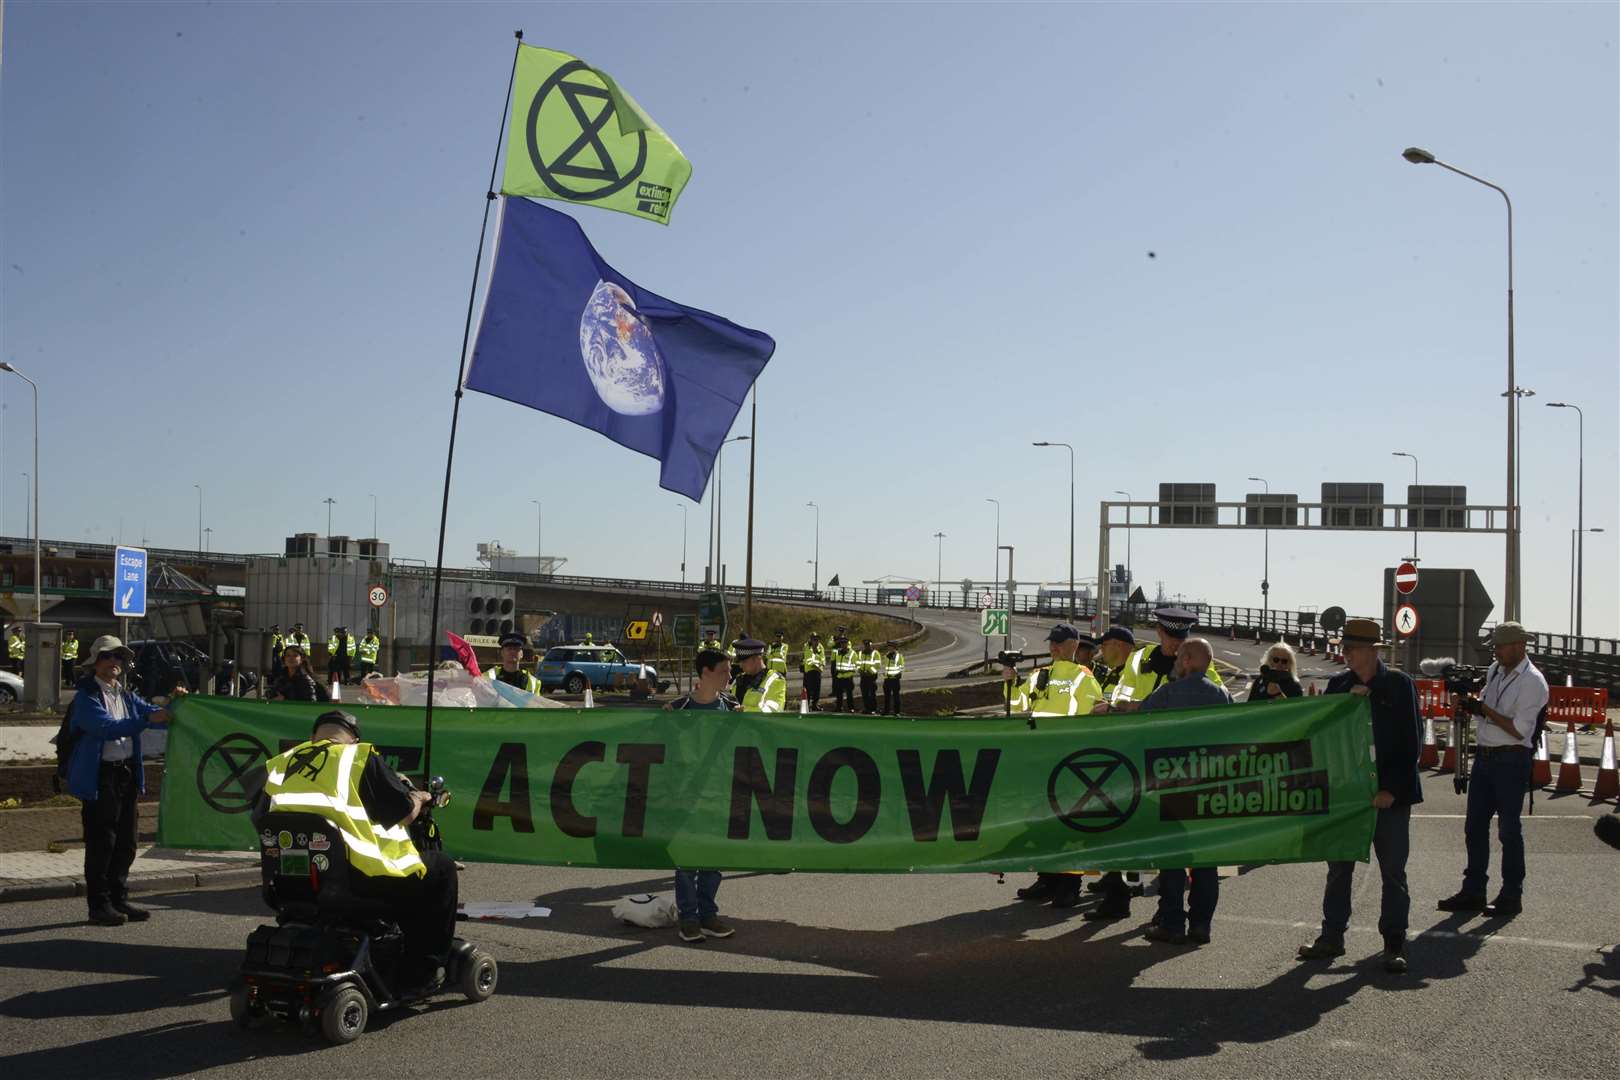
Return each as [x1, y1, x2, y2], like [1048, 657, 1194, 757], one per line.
[458, 902, 552, 920]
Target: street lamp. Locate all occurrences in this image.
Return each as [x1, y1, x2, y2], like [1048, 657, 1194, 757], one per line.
[933, 531, 946, 606]
[1549, 400, 1588, 635]
[204, 526, 213, 554]
[323, 497, 336, 538]
[369, 493, 379, 539]
[0, 363, 38, 623]
[194, 483, 203, 554]
[984, 498, 1000, 605]
[676, 502, 688, 585]
[529, 499, 543, 577]
[1568, 527, 1603, 637]
[1402, 146, 1519, 620]
[1392, 451, 1419, 560]
[1113, 489, 1133, 606]
[1248, 476, 1270, 634]
[711, 435, 749, 588]
[20, 474, 28, 539]
[1033, 441, 1075, 618]
[805, 502, 819, 595]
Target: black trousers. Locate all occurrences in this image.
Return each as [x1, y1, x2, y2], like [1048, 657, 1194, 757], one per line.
[358, 662, 376, 680]
[859, 675, 879, 714]
[832, 677, 855, 712]
[355, 849, 459, 969]
[882, 677, 902, 714]
[332, 656, 352, 683]
[802, 670, 822, 709]
[82, 761, 140, 909]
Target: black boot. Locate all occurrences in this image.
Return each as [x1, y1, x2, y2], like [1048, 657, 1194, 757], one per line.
[87, 904, 126, 927]
[1015, 876, 1058, 902]
[1050, 879, 1085, 909]
[112, 899, 151, 922]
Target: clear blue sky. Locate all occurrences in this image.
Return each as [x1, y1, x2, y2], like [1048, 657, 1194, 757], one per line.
[2, 2, 1615, 636]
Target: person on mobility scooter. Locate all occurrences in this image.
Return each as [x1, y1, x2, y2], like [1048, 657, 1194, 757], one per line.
[234, 709, 496, 1043]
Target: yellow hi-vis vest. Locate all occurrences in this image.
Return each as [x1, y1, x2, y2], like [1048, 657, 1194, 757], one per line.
[884, 652, 905, 677]
[730, 669, 787, 713]
[358, 636, 380, 664]
[62, 637, 80, 661]
[287, 632, 312, 653]
[328, 633, 358, 658]
[856, 649, 882, 676]
[766, 642, 789, 674]
[801, 642, 825, 672]
[831, 646, 858, 677]
[1111, 644, 1223, 705]
[486, 666, 540, 695]
[8, 636, 24, 660]
[1007, 659, 1105, 717]
[261, 739, 425, 880]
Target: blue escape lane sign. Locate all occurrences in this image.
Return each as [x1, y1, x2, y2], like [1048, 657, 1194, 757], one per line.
[114, 546, 148, 618]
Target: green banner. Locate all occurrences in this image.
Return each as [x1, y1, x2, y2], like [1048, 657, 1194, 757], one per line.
[159, 696, 1376, 872]
[501, 44, 692, 225]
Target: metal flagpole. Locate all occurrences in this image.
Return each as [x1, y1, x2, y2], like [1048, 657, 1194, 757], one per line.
[424, 30, 524, 782]
[744, 388, 757, 637]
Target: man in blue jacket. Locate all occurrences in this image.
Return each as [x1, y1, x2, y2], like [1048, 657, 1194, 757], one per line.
[1296, 617, 1423, 973]
[66, 635, 185, 926]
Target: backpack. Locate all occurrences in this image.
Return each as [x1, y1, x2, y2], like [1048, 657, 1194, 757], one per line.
[50, 698, 78, 793]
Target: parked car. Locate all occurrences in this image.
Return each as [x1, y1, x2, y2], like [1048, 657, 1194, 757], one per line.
[537, 644, 666, 695]
[0, 670, 21, 704]
[127, 639, 210, 696]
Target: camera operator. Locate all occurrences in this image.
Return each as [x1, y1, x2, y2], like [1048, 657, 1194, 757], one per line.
[1246, 643, 1304, 702]
[1296, 618, 1421, 973]
[1437, 622, 1547, 919]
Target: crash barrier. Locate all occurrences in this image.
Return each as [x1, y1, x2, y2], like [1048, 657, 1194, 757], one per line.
[1546, 687, 1609, 728]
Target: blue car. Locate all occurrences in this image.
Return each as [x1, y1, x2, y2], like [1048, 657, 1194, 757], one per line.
[538, 644, 665, 695]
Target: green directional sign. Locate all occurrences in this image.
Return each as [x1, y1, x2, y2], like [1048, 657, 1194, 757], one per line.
[671, 613, 698, 648]
[697, 590, 728, 644]
[981, 608, 1010, 637]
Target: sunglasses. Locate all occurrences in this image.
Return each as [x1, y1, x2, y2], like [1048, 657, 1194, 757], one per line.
[1267, 655, 1292, 665]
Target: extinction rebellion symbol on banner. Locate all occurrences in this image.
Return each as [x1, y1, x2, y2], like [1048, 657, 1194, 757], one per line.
[196, 732, 271, 814]
[1047, 748, 1141, 832]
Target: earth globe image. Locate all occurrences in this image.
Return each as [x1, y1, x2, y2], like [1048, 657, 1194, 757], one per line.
[579, 279, 667, 416]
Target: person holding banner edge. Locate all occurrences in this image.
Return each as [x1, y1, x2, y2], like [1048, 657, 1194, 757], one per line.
[664, 648, 739, 942]
[1298, 617, 1422, 973]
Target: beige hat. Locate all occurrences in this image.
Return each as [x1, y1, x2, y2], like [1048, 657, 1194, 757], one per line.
[81, 635, 135, 667]
[1340, 618, 1389, 648]
[1491, 622, 1533, 646]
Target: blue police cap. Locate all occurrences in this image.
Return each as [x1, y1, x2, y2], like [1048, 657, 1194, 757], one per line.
[1100, 626, 1137, 648]
[1154, 608, 1198, 638]
[1046, 623, 1080, 643]
[733, 637, 766, 657]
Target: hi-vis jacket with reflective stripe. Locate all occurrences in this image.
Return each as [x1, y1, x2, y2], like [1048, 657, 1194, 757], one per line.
[327, 633, 358, 657]
[766, 643, 789, 674]
[730, 669, 787, 713]
[801, 642, 826, 672]
[486, 665, 540, 694]
[1006, 659, 1105, 717]
[831, 645, 859, 678]
[1111, 644, 1224, 704]
[358, 636, 380, 664]
[261, 739, 425, 880]
[856, 650, 882, 676]
[285, 632, 312, 653]
[884, 652, 905, 677]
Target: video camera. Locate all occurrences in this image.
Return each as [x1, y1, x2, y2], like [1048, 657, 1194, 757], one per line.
[997, 650, 1026, 668]
[1419, 658, 1489, 697]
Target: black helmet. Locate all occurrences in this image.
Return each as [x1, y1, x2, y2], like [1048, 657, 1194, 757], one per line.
[314, 709, 361, 739]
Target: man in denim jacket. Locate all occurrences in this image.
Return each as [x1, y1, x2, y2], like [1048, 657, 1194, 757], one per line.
[66, 636, 184, 926]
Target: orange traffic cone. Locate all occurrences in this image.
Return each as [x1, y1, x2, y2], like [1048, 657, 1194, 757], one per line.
[1555, 720, 1583, 794]
[1530, 729, 1552, 788]
[800, 688, 809, 716]
[1592, 721, 1618, 801]
[1418, 717, 1439, 768]
[1439, 720, 1459, 774]
[583, 685, 595, 710]
[329, 676, 342, 702]
[1307, 681, 1319, 696]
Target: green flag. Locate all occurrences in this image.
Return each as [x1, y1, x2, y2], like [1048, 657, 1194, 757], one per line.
[159, 696, 1376, 873]
[501, 45, 692, 225]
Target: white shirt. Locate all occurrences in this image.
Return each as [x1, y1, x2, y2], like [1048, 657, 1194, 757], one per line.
[97, 677, 134, 762]
[1477, 656, 1549, 748]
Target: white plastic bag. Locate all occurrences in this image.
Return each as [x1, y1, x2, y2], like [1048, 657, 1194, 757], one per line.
[611, 893, 678, 928]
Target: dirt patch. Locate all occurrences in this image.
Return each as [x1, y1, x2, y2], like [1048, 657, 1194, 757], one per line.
[0, 763, 164, 806]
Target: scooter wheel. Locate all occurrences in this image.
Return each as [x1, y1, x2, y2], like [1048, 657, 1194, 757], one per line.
[460, 950, 498, 1002]
[228, 984, 257, 1029]
[320, 986, 369, 1044]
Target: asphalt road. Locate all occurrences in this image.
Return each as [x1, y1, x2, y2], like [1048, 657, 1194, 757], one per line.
[2, 784, 1615, 1080]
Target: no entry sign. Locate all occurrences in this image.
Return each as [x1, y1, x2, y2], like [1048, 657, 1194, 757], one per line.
[1394, 562, 1419, 595]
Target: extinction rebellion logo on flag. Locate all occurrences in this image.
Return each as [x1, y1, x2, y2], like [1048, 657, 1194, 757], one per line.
[1145, 741, 1330, 820]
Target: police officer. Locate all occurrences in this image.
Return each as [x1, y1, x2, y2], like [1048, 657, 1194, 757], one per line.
[829, 629, 858, 712]
[269, 625, 285, 673]
[800, 631, 826, 711]
[880, 641, 906, 715]
[1008, 624, 1107, 908]
[61, 631, 80, 687]
[1438, 621, 1549, 919]
[357, 628, 381, 679]
[729, 638, 787, 713]
[254, 710, 457, 991]
[327, 625, 356, 684]
[286, 622, 313, 657]
[766, 631, 790, 676]
[1108, 608, 1222, 710]
[1091, 626, 1136, 701]
[857, 638, 881, 714]
[7, 625, 25, 673]
[485, 631, 540, 694]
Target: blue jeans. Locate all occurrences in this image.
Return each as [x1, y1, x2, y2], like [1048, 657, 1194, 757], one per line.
[1323, 803, 1411, 940]
[1463, 749, 1532, 898]
[674, 870, 721, 921]
[1155, 868, 1219, 934]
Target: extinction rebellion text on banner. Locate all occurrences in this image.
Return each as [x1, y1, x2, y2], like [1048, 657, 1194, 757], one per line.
[160, 695, 1377, 874]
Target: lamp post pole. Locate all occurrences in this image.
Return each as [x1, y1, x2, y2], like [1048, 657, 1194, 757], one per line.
[713, 435, 749, 590]
[195, 484, 204, 554]
[1248, 476, 1270, 634]
[370, 493, 379, 539]
[805, 502, 819, 595]
[1567, 528, 1602, 637]
[933, 531, 946, 607]
[1402, 146, 1519, 620]
[984, 498, 1000, 605]
[1392, 451, 1419, 561]
[0, 364, 39, 622]
[1112, 491, 1132, 611]
[323, 497, 336, 538]
[1547, 402, 1585, 636]
[1033, 441, 1075, 618]
[677, 502, 688, 586]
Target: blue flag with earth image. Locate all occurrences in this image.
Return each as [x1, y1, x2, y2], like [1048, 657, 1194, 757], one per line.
[465, 196, 775, 500]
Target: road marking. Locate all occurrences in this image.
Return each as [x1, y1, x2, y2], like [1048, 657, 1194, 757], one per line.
[1218, 915, 1606, 953]
[1412, 813, 1596, 820]
[1222, 650, 1242, 658]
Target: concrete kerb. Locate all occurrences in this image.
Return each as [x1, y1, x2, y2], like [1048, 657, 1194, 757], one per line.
[0, 864, 261, 904]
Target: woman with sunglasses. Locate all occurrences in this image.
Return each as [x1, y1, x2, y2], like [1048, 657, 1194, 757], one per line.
[268, 642, 322, 702]
[1248, 643, 1304, 702]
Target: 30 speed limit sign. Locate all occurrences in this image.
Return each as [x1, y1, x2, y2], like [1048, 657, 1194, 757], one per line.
[367, 584, 389, 608]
